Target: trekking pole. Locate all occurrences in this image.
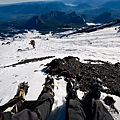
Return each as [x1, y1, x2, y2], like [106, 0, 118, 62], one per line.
[103, 96, 119, 114]
[111, 104, 119, 114]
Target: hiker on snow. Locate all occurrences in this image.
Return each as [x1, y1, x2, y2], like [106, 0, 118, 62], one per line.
[0, 75, 55, 120]
[30, 40, 35, 48]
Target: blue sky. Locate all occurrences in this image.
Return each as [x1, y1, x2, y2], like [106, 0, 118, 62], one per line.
[0, 0, 55, 4]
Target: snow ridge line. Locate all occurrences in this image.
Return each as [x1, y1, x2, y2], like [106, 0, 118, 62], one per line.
[0, 56, 55, 68]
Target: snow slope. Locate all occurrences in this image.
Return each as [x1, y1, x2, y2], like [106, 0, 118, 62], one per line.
[0, 27, 120, 119]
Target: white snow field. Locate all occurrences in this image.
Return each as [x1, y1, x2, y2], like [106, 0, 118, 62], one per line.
[0, 26, 120, 120]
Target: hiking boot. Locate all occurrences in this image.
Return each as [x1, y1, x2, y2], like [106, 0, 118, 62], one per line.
[66, 78, 79, 99]
[42, 75, 55, 96]
[14, 82, 29, 101]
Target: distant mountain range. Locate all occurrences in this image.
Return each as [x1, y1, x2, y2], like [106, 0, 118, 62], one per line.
[24, 11, 87, 32]
[0, 1, 120, 34]
[60, 0, 120, 6]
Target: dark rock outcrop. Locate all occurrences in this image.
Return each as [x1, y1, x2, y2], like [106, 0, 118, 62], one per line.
[42, 56, 120, 97]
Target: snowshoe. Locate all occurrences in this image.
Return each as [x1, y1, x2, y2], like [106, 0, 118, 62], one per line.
[14, 82, 29, 101]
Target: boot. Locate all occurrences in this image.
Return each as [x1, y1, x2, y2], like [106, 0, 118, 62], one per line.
[42, 75, 55, 97]
[66, 77, 79, 99]
[14, 82, 29, 102]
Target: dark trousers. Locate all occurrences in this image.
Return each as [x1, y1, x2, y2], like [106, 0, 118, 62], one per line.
[66, 95, 114, 120]
[66, 97, 87, 120]
[82, 92, 114, 120]
[1, 93, 54, 120]
[36, 93, 54, 120]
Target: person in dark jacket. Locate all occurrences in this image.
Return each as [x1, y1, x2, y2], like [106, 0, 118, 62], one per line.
[0, 75, 55, 120]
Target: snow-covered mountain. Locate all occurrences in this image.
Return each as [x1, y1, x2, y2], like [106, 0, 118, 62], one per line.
[0, 26, 120, 119]
[61, 0, 120, 5]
